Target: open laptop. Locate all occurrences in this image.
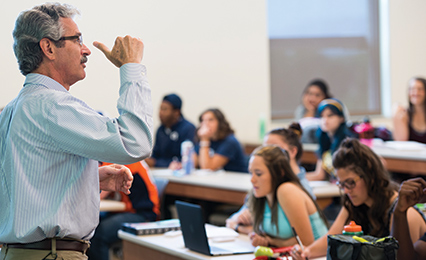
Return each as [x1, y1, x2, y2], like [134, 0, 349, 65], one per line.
[175, 200, 255, 256]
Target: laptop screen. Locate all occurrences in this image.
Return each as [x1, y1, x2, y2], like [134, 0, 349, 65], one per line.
[175, 200, 212, 255]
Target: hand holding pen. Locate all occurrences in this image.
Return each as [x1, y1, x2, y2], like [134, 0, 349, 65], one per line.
[291, 227, 309, 260]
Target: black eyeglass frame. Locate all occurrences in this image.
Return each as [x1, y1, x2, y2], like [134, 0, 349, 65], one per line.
[336, 175, 361, 190]
[51, 35, 83, 46]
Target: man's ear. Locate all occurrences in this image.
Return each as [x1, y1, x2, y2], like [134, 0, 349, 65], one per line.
[39, 38, 56, 60]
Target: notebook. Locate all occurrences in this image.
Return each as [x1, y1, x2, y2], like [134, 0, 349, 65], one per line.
[175, 200, 255, 256]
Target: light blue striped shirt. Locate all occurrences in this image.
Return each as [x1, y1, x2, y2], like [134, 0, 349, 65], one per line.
[0, 63, 153, 243]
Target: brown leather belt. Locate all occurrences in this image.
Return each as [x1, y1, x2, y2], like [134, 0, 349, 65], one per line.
[5, 238, 90, 253]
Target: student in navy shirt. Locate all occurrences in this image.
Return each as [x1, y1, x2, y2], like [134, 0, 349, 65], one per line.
[146, 93, 196, 167]
[194, 108, 248, 173]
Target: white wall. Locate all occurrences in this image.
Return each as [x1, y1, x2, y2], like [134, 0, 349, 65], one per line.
[1, 0, 426, 144]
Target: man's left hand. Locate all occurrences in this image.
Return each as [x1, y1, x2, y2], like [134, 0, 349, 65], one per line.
[99, 164, 133, 194]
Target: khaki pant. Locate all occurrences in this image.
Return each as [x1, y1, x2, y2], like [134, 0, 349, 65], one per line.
[0, 245, 88, 260]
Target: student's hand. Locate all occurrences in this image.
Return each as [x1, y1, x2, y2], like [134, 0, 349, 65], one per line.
[225, 218, 238, 230]
[395, 178, 426, 213]
[197, 124, 214, 140]
[94, 35, 144, 68]
[236, 208, 253, 225]
[168, 160, 182, 170]
[291, 244, 311, 260]
[99, 164, 133, 195]
[392, 103, 407, 118]
[249, 232, 269, 247]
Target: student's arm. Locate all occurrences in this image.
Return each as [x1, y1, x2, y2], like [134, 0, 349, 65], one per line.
[392, 105, 409, 141]
[267, 183, 314, 247]
[415, 239, 426, 259]
[198, 144, 229, 170]
[144, 157, 156, 167]
[306, 160, 327, 181]
[292, 207, 348, 259]
[391, 178, 426, 260]
[226, 207, 253, 235]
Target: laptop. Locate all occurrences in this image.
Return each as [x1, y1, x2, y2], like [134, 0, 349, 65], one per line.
[175, 200, 255, 256]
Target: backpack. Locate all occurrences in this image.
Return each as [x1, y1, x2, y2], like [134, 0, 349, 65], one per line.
[327, 234, 399, 260]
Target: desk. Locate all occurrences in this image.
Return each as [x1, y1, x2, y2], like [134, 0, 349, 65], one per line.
[100, 199, 126, 212]
[118, 230, 327, 260]
[152, 169, 340, 209]
[301, 142, 426, 175]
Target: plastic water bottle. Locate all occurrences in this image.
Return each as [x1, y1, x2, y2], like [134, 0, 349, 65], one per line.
[181, 140, 194, 175]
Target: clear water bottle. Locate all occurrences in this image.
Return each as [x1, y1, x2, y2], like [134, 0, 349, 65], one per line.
[181, 140, 194, 175]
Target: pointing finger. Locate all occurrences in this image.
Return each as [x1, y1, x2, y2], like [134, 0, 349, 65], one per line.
[93, 41, 111, 57]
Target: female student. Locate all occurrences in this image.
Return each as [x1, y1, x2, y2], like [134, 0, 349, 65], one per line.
[291, 138, 426, 259]
[294, 79, 332, 120]
[393, 77, 426, 144]
[247, 145, 328, 247]
[226, 123, 316, 235]
[193, 108, 247, 172]
[306, 98, 352, 181]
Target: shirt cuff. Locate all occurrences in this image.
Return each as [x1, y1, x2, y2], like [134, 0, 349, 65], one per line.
[120, 63, 146, 83]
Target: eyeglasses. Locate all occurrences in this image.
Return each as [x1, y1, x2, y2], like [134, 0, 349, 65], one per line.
[55, 35, 83, 46]
[336, 175, 361, 190]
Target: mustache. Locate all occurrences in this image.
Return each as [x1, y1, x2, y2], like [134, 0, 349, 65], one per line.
[81, 56, 88, 64]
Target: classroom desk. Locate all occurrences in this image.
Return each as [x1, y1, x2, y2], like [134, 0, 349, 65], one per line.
[100, 199, 126, 212]
[151, 169, 340, 209]
[301, 142, 426, 175]
[118, 229, 327, 260]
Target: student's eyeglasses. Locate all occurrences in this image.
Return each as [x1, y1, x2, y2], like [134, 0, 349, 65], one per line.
[336, 175, 361, 190]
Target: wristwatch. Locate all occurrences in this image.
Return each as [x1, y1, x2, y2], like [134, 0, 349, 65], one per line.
[234, 223, 240, 232]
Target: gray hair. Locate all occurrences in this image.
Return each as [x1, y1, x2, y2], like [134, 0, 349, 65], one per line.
[13, 3, 80, 75]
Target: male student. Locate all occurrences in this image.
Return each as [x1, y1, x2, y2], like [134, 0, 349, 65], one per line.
[391, 177, 426, 259]
[146, 93, 196, 167]
[0, 3, 153, 259]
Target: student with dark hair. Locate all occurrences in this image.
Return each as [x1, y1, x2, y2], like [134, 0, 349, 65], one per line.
[226, 123, 316, 234]
[145, 93, 196, 167]
[193, 108, 247, 173]
[393, 77, 426, 144]
[292, 138, 426, 259]
[306, 98, 353, 181]
[247, 145, 328, 247]
[294, 79, 332, 120]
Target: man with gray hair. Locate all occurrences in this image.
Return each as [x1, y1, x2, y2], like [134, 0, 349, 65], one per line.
[0, 2, 153, 259]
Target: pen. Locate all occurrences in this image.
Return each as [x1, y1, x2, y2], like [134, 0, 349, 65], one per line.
[292, 227, 308, 260]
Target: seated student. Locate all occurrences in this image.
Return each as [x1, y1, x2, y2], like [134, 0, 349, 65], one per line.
[291, 138, 426, 259]
[294, 79, 332, 120]
[87, 161, 160, 260]
[391, 178, 426, 260]
[193, 108, 248, 173]
[145, 93, 196, 167]
[226, 123, 316, 234]
[246, 145, 328, 247]
[393, 77, 426, 144]
[306, 98, 353, 181]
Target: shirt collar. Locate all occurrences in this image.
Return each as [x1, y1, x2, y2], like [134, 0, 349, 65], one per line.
[24, 73, 68, 93]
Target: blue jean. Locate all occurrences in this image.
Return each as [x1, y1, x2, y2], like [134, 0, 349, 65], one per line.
[87, 212, 146, 260]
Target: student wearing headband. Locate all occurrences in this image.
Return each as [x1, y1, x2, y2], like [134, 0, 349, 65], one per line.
[306, 98, 353, 181]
